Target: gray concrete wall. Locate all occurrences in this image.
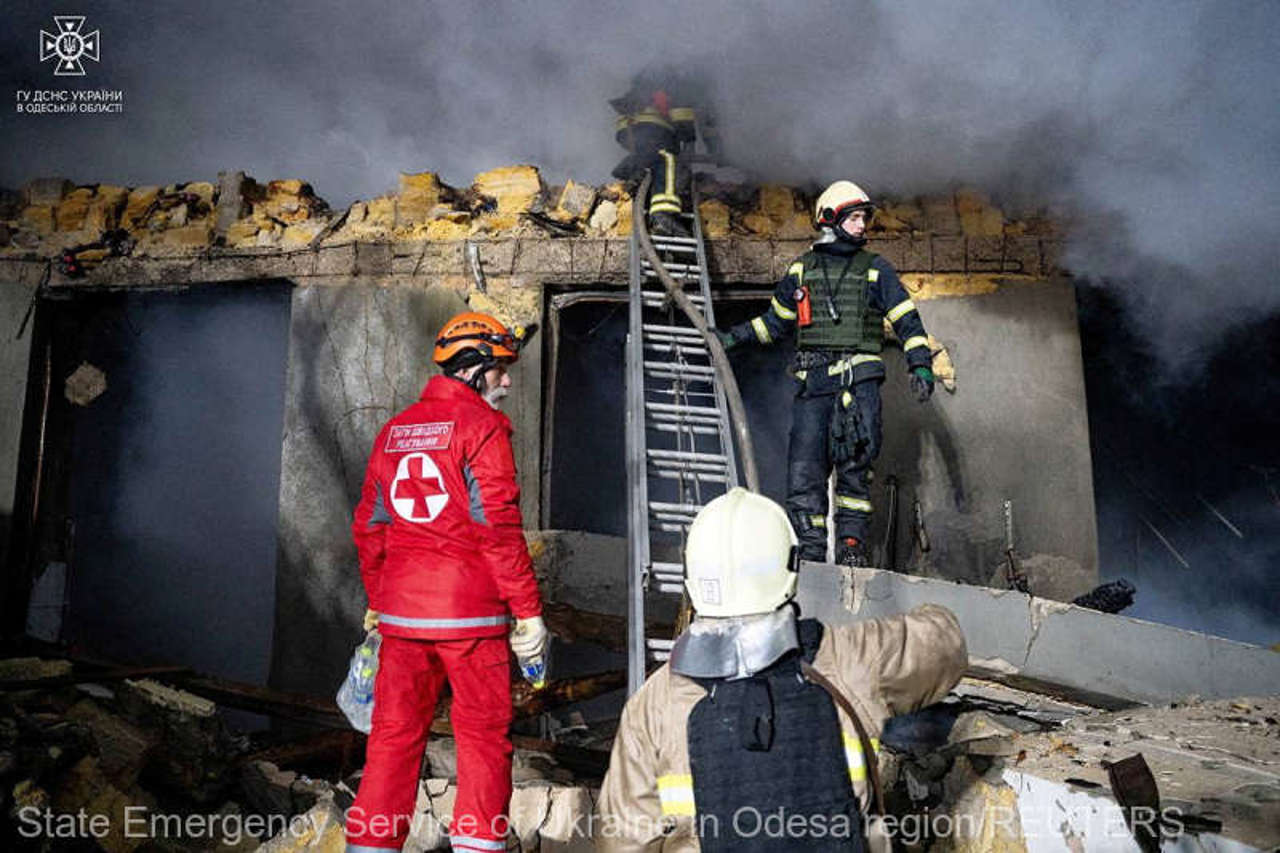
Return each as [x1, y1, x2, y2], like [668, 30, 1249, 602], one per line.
[878, 279, 1098, 598]
[796, 563, 1280, 706]
[0, 279, 38, 574]
[269, 282, 544, 697]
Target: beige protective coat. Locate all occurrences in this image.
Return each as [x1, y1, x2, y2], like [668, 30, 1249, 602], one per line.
[596, 604, 967, 852]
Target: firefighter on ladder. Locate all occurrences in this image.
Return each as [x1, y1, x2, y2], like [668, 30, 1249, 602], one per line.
[346, 312, 547, 852]
[714, 180, 937, 567]
[598, 488, 967, 851]
[609, 67, 711, 238]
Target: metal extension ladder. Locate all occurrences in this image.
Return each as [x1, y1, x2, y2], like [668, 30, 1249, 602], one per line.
[625, 190, 740, 695]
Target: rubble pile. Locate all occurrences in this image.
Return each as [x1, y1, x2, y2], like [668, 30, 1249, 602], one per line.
[0, 165, 1053, 261]
[0, 656, 610, 851]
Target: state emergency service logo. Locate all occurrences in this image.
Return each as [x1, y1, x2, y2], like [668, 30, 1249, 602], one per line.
[40, 16, 100, 77]
[390, 453, 450, 522]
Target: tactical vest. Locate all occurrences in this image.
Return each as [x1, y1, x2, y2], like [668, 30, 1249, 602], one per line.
[797, 250, 884, 354]
[686, 620, 865, 852]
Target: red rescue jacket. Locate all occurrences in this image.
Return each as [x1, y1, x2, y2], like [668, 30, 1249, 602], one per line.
[352, 375, 542, 640]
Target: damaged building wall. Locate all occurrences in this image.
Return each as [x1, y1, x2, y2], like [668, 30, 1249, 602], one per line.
[0, 274, 37, 589]
[0, 167, 1095, 699]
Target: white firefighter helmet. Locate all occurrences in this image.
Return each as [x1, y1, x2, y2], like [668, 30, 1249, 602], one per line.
[814, 180, 874, 228]
[684, 488, 799, 617]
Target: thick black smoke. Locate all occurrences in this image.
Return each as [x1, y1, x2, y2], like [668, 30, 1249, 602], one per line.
[4, 1, 1278, 362]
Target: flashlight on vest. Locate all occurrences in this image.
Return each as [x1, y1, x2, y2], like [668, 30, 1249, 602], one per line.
[825, 294, 842, 325]
[795, 287, 812, 327]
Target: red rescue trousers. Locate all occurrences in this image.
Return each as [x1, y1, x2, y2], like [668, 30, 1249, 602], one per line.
[346, 634, 513, 851]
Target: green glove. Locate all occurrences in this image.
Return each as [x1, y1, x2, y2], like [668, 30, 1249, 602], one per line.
[713, 328, 741, 353]
[909, 367, 935, 402]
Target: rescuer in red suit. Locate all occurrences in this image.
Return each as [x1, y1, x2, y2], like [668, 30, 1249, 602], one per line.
[345, 312, 547, 853]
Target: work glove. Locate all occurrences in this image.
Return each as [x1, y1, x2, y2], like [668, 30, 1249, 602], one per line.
[829, 390, 868, 466]
[509, 616, 548, 661]
[909, 366, 935, 402]
[713, 328, 741, 354]
[362, 609, 379, 632]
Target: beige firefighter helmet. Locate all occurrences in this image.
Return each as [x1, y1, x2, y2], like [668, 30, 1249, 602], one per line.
[684, 488, 799, 617]
[814, 180, 874, 228]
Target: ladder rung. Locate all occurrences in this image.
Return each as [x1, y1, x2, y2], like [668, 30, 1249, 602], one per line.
[655, 582, 685, 594]
[653, 424, 719, 436]
[642, 292, 705, 307]
[650, 235, 699, 247]
[642, 260, 700, 274]
[651, 560, 684, 577]
[644, 361, 716, 376]
[647, 638, 675, 651]
[649, 233, 699, 246]
[656, 522, 691, 533]
[648, 449, 728, 464]
[649, 650, 671, 662]
[650, 501, 703, 514]
[647, 402, 723, 417]
[642, 323, 706, 337]
[643, 341, 708, 356]
[649, 411, 720, 425]
[651, 469, 728, 483]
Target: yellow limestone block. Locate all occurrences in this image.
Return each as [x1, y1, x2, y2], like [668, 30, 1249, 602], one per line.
[742, 211, 773, 235]
[758, 184, 797, 221]
[184, 181, 215, 206]
[281, 221, 327, 248]
[85, 185, 129, 232]
[152, 223, 214, 249]
[224, 219, 260, 246]
[122, 186, 160, 228]
[425, 217, 471, 241]
[21, 205, 55, 233]
[613, 197, 633, 236]
[699, 199, 731, 238]
[554, 179, 597, 221]
[397, 171, 444, 225]
[364, 196, 397, 230]
[266, 178, 306, 196]
[473, 165, 543, 214]
[955, 188, 1005, 237]
[899, 273, 1005, 300]
[55, 188, 94, 231]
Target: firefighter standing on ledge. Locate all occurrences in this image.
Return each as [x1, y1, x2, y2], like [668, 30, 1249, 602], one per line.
[715, 180, 936, 567]
[346, 312, 547, 853]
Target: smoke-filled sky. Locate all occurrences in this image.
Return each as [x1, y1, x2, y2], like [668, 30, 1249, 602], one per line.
[2, 2, 1277, 643]
[3, 0, 1279, 360]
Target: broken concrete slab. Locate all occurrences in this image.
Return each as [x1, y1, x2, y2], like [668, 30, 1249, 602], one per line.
[795, 564, 1280, 707]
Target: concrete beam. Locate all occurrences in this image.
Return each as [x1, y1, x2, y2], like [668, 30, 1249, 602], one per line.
[795, 563, 1280, 707]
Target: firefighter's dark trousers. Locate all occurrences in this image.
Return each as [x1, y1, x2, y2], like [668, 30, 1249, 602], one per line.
[612, 126, 689, 217]
[786, 378, 883, 561]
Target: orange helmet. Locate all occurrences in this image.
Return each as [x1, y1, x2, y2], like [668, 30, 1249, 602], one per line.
[433, 312, 529, 367]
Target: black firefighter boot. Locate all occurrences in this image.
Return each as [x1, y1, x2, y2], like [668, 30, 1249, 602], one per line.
[648, 211, 692, 239]
[835, 537, 870, 568]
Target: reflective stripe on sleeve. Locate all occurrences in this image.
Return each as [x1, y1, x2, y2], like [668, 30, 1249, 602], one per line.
[771, 296, 797, 320]
[903, 335, 930, 352]
[835, 495, 873, 514]
[867, 268, 880, 282]
[615, 113, 674, 132]
[886, 299, 918, 323]
[810, 515, 827, 529]
[751, 316, 771, 344]
[787, 261, 805, 279]
[669, 107, 696, 122]
[842, 732, 881, 783]
[377, 613, 511, 630]
[657, 774, 696, 816]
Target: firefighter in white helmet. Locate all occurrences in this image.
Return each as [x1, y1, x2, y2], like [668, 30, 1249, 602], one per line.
[597, 489, 966, 852]
[714, 180, 937, 567]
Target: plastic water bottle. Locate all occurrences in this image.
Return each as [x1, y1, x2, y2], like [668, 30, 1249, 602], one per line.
[517, 653, 546, 690]
[336, 629, 380, 733]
